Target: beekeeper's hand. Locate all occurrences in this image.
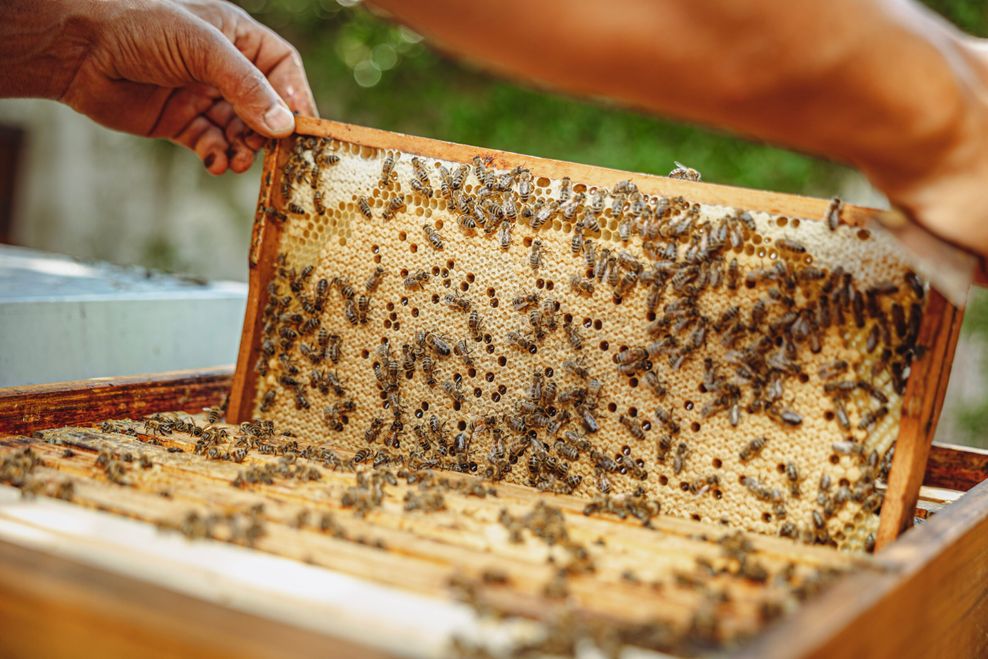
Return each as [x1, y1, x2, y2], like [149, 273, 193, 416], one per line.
[1, 0, 317, 174]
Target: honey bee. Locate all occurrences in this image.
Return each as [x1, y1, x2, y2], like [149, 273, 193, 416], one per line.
[260, 390, 276, 412]
[739, 437, 767, 462]
[518, 172, 533, 201]
[905, 271, 925, 299]
[727, 258, 739, 290]
[826, 196, 843, 231]
[569, 275, 594, 297]
[344, 299, 358, 325]
[498, 220, 512, 249]
[506, 330, 534, 352]
[668, 161, 701, 181]
[775, 238, 806, 254]
[288, 202, 305, 214]
[427, 332, 452, 357]
[559, 176, 572, 203]
[454, 339, 474, 366]
[265, 206, 287, 223]
[777, 409, 803, 426]
[438, 165, 453, 198]
[443, 294, 471, 312]
[571, 229, 584, 255]
[358, 196, 373, 219]
[857, 405, 889, 430]
[563, 319, 584, 350]
[379, 152, 396, 187]
[451, 164, 468, 191]
[365, 266, 386, 293]
[468, 310, 484, 340]
[326, 335, 341, 363]
[442, 379, 464, 404]
[352, 449, 371, 465]
[409, 158, 434, 197]
[382, 196, 404, 220]
[420, 354, 437, 386]
[672, 443, 688, 474]
[423, 224, 444, 250]
[529, 239, 544, 270]
[532, 201, 555, 230]
[404, 270, 430, 290]
[313, 191, 326, 215]
[619, 414, 645, 441]
[365, 417, 385, 444]
[786, 461, 800, 496]
[818, 359, 848, 380]
[357, 295, 370, 323]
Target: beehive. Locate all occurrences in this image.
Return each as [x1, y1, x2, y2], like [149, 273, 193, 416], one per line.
[229, 118, 959, 553]
[0, 414, 864, 656]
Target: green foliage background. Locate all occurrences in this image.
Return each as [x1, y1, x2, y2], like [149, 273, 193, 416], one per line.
[235, 0, 988, 445]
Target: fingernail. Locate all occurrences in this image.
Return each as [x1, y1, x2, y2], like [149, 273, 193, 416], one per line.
[263, 103, 295, 135]
[204, 153, 216, 168]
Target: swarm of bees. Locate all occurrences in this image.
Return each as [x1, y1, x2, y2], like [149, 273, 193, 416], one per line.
[252, 133, 930, 552]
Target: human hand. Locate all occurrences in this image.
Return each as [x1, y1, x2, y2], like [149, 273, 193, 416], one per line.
[57, 0, 317, 174]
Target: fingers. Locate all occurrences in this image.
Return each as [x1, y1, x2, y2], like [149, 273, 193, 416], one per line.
[153, 86, 266, 174]
[217, 112, 256, 173]
[173, 115, 229, 175]
[179, 18, 297, 138]
[235, 24, 319, 117]
[185, 0, 318, 117]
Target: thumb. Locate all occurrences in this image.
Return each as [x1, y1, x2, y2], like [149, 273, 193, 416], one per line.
[182, 20, 296, 138]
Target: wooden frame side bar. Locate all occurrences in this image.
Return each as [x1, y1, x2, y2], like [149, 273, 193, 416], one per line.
[228, 139, 288, 425]
[875, 293, 964, 548]
[734, 477, 988, 659]
[0, 368, 232, 436]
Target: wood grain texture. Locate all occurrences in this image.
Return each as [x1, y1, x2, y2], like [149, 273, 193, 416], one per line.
[875, 293, 964, 549]
[924, 442, 988, 491]
[0, 368, 232, 436]
[291, 117, 881, 227]
[0, 539, 387, 659]
[734, 476, 988, 659]
[228, 140, 286, 426]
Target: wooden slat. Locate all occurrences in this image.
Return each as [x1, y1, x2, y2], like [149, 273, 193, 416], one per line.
[0, 539, 385, 659]
[228, 141, 286, 426]
[875, 293, 964, 549]
[733, 477, 988, 659]
[924, 442, 988, 492]
[0, 368, 232, 436]
[291, 117, 881, 227]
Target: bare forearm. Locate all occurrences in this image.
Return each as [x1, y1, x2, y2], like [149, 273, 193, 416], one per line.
[0, 0, 96, 100]
[369, 0, 979, 186]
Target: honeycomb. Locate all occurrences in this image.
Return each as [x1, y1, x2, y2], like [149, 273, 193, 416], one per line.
[245, 130, 929, 552]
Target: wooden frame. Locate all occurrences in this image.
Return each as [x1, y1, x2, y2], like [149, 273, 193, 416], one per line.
[1, 370, 987, 656]
[228, 117, 964, 547]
